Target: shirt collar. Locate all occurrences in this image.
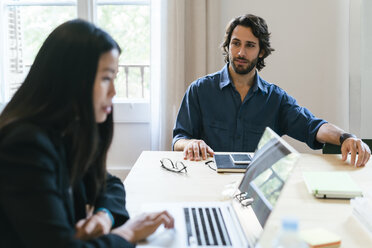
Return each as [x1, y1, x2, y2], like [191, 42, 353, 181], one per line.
[219, 64, 268, 94]
[219, 64, 231, 89]
[255, 72, 268, 94]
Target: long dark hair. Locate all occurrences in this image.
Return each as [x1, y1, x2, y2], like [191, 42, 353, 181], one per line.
[221, 14, 275, 71]
[0, 19, 120, 201]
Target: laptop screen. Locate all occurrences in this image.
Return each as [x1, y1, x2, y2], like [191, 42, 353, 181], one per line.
[238, 127, 299, 227]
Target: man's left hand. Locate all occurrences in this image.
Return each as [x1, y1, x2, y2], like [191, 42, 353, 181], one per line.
[341, 138, 371, 167]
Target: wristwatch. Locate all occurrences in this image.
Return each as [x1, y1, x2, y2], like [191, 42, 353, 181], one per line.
[339, 133, 356, 146]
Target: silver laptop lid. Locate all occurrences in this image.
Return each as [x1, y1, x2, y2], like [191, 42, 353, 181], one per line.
[238, 127, 300, 227]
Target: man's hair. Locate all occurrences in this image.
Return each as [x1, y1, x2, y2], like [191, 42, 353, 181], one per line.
[0, 19, 120, 201]
[221, 14, 274, 71]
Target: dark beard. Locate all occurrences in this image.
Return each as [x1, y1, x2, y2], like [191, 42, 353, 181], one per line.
[231, 56, 258, 75]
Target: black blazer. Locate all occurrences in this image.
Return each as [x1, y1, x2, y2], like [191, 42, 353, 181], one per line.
[0, 123, 135, 248]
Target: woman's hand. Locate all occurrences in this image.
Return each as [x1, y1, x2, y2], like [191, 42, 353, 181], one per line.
[112, 211, 174, 243]
[75, 211, 112, 240]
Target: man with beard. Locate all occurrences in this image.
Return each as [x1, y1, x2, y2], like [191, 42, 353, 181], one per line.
[172, 14, 370, 166]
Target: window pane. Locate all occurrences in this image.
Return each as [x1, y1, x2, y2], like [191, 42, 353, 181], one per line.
[21, 6, 76, 66]
[4, 2, 76, 100]
[97, 4, 150, 100]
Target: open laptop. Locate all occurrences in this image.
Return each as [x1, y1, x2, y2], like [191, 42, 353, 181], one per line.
[139, 127, 300, 247]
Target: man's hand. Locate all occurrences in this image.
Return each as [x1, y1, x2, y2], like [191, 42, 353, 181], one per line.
[183, 139, 214, 161]
[75, 211, 112, 240]
[341, 138, 371, 167]
[316, 123, 371, 166]
[112, 211, 174, 243]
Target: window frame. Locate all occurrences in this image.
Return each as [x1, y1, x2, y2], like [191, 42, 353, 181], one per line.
[0, 0, 151, 123]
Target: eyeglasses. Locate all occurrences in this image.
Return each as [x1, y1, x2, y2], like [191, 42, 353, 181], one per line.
[205, 160, 216, 171]
[160, 158, 187, 173]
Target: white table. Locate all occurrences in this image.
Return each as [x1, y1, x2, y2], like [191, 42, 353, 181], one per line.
[124, 151, 372, 247]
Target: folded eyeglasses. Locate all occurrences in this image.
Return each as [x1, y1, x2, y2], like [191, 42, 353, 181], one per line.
[160, 158, 187, 173]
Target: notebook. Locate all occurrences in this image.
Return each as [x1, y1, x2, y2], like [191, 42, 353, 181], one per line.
[214, 153, 252, 173]
[303, 171, 363, 199]
[138, 127, 300, 248]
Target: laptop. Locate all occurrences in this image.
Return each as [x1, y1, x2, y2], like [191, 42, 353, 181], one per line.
[303, 171, 363, 199]
[139, 127, 300, 247]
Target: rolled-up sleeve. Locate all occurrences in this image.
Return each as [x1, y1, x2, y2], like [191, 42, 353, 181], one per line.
[278, 91, 327, 149]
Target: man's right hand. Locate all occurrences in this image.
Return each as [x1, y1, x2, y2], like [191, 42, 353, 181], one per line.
[182, 139, 214, 161]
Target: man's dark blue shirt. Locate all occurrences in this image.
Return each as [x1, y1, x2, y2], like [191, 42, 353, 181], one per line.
[172, 64, 327, 152]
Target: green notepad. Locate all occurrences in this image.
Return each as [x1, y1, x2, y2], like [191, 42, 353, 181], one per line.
[303, 171, 363, 199]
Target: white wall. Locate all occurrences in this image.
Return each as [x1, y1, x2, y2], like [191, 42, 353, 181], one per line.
[107, 123, 151, 172]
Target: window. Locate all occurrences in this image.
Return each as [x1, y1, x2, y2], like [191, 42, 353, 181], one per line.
[97, 1, 150, 100]
[1, 0, 77, 102]
[0, 0, 151, 120]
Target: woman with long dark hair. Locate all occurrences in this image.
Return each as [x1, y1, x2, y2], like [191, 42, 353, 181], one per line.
[0, 19, 173, 248]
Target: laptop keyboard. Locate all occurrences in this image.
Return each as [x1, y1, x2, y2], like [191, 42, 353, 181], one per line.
[184, 207, 232, 247]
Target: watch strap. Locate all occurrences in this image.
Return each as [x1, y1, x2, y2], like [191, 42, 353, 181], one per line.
[339, 133, 356, 146]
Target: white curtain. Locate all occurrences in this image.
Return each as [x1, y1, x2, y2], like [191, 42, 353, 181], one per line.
[151, 0, 223, 151]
